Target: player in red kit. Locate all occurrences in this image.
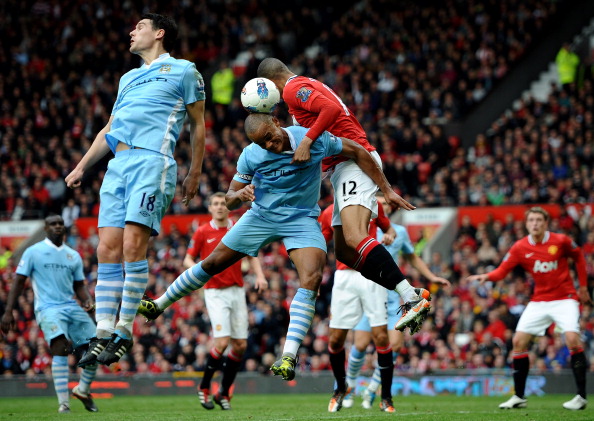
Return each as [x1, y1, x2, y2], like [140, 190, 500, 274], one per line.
[184, 192, 267, 410]
[467, 207, 592, 411]
[257, 58, 430, 335]
[320, 200, 398, 412]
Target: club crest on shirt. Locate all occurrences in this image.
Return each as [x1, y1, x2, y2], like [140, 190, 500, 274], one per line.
[296, 87, 312, 102]
[548, 245, 558, 255]
[66, 253, 74, 260]
[159, 64, 172, 73]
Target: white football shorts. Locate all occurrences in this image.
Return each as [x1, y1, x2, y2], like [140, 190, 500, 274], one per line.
[330, 151, 382, 227]
[515, 299, 580, 336]
[204, 285, 249, 339]
[329, 269, 388, 329]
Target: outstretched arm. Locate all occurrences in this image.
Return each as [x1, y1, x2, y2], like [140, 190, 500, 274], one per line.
[182, 100, 206, 206]
[339, 138, 415, 211]
[403, 253, 450, 286]
[65, 116, 114, 188]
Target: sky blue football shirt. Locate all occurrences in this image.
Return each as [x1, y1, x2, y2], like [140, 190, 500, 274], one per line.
[16, 239, 85, 313]
[233, 126, 343, 223]
[106, 53, 206, 157]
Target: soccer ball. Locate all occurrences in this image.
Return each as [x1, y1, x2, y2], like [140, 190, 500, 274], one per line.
[240, 77, 280, 113]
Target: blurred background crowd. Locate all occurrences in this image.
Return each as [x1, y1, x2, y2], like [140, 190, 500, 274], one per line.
[1, 0, 594, 380]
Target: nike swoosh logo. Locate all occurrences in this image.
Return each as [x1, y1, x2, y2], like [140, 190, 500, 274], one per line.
[525, 253, 534, 258]
[207, 238, 217, 243]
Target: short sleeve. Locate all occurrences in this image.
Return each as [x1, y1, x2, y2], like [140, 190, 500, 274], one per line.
[73, 253, 85, 282]
[181, 63, 206, 105]
[16, 248, 33, 277]
[319, 132, 343, 157]
[233, 150, 253, 184]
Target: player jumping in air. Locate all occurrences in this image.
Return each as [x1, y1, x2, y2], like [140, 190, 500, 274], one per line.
[257, 58, 431, 340]
[138, 113, 412, 382]
[65, 13, 206, 367]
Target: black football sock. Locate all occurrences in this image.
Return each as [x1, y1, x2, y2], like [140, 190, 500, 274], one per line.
[354, 236, 405, 290]
[377, 345, 394, 400]
[570, 348, 587, 398]
[329, 345, 347, 392]
[200, 347, 223, 390]
[512, 352, 529, 398]
[220, 350, 242, 397]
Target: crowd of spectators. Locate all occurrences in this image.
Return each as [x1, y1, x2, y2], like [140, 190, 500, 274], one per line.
[2, 0, 594, 383]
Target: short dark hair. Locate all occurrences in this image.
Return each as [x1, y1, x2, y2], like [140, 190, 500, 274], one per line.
[45, 214, 64, 225]
[141, 13, 178, 52]
[244, 113, 274, 141]
[257, 58, 290, 79]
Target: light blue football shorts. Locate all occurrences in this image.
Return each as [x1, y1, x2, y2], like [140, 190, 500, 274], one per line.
[37, 304, 96, 348]
[99, 149, 176, 236]
[221, 210, 327, 257]
[354, 290, 402, 331]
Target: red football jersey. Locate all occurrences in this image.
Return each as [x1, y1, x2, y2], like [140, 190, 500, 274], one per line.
[283, 75, 375, 171]
[319, 203, 391, 270]
[186, 219, 243, 289]
[488, 231, 587, 302]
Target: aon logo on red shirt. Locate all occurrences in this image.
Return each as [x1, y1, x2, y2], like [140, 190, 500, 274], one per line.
[533, 260, 558, 273]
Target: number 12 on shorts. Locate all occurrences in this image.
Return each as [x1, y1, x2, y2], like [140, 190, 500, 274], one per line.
[342, 181, 357, 197]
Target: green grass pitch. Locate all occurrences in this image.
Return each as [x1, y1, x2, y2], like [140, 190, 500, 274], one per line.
[0, 394, 592, 421]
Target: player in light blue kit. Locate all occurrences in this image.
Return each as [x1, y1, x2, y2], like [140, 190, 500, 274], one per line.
[1, 215, 99, 414]
[65, 13, 206, 366]
[343, 195, 450, 409]
[138, 113, 413, 382]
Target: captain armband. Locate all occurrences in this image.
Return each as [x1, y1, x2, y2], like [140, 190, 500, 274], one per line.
[236, 172, 253, 182]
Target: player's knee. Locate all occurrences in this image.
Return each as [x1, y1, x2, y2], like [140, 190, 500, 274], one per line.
[97, 241, 122, 262]
[50, 335, 70, 357]
[328, 333, 346, 351]
[373, 332, 389, 347]
[232, 340, 247, 355]
[300, 271, 322, 291]
[122, 240, 147, 261]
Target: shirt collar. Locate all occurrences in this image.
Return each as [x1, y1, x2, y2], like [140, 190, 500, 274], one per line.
[209, 219, 233, 230]
[143, 53, 170, 68]
[282, 128, 296, 154]
[528, 231, 550, 245]
[44, 238, 64, 250]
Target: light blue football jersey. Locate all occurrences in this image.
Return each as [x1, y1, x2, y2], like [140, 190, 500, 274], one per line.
[233, 126, 343, 223]
[16, 239, 85, 313]
[106, 53, 206, 157]
[380, 223, 415, 260]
